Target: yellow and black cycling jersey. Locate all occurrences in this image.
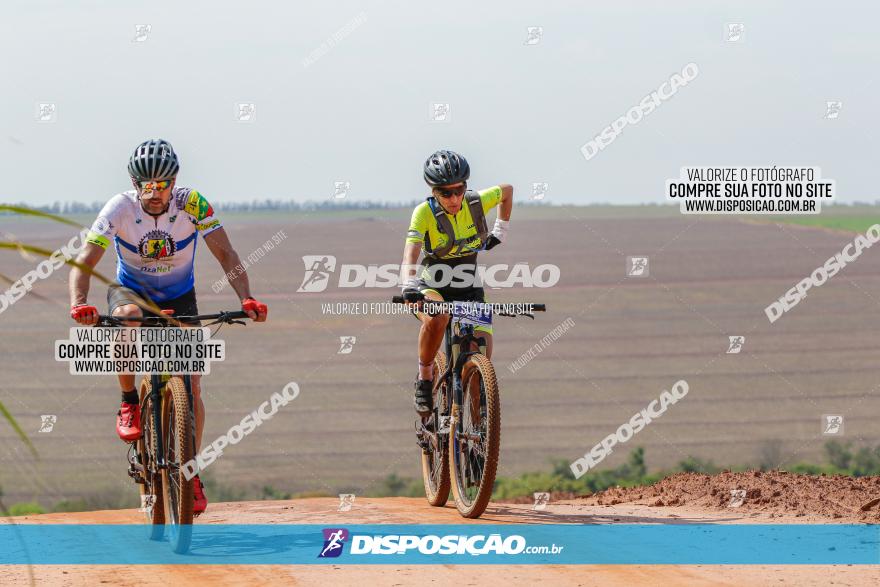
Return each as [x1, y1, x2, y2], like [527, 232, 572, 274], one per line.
[406, 186, 502, 261]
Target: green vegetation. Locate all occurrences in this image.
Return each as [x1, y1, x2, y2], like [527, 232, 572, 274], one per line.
[762, 204, 880, 233]
[766, 215, 880, 233]
[7, 501, 45, 516]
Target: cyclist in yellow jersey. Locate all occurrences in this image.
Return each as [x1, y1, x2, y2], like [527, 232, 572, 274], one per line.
[400, 150, 513, 415]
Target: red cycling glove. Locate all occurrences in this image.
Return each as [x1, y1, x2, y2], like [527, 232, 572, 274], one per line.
[242, 297, 268, 321]
[70, 304, 98, 324]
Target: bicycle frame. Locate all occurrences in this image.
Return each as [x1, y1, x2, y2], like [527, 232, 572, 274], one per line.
[441, 317, 487, 423]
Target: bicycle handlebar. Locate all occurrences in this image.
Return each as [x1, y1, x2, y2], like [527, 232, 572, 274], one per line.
[95, 310, 250, 327]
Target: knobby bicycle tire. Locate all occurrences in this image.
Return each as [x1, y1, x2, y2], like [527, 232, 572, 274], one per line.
[421, 351, 451, 506]
[449, 353, 500, 518]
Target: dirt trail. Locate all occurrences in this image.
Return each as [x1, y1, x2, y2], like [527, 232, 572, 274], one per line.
[4, 494, 880, 586]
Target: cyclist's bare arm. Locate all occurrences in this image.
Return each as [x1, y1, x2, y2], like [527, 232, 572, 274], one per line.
[69, 241, 105, 307]
[400, 240, 422, 286]
[497, 184, 513, 221]
[203, 227, 265, 322]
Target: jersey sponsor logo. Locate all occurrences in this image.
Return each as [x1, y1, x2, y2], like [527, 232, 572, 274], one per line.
[185, 191, 214, 221]
[92, 215, 112, 235]
[197, 219, 220, 232]
[86, 232, 110, 249]
[138, 229, 176, 260]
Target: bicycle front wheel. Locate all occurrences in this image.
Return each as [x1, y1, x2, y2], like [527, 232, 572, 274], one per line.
[449, 353, 500, 518]
[160, 376, 194, 553]
[137, 379, 165, 540]
[420, 351, 450, 507]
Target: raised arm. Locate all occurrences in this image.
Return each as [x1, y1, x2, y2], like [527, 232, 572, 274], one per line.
[400, 240, 422, 290]
[497, 183, 513, 221]
[69, 242, 106, 324]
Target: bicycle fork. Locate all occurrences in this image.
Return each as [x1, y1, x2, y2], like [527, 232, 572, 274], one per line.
[151, 374, 165, 469]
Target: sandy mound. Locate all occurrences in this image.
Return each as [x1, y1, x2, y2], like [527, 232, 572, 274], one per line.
[581, 471, 880, 522]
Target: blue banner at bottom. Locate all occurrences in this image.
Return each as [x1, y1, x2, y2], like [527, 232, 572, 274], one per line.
[0, 524, 877, 564]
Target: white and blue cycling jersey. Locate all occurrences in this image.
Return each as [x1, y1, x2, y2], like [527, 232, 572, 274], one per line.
[86, 187, 222, 302]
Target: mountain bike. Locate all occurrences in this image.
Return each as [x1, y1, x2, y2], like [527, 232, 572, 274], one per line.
[393, 294, 545, 518]
[95, 310, 249, 553]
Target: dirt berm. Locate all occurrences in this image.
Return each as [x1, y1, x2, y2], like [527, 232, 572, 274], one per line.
[579, 470, 880, 523]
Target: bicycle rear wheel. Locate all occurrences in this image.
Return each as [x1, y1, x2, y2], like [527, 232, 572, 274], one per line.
[420, 351, 451, 506]
[449, 353, 500, 518]
[160, 376, 194, 553]
[137, 379, 165, 540]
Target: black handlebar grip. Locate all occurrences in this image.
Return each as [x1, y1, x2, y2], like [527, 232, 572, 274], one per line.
[533, 304, 546, 312]
[392, 296, 404, 304]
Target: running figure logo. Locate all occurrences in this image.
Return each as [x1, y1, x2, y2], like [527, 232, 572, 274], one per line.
[726, 23, 744, 42]
[236, 103, 256, 122]
[297, 255, 337, 292]
[824, 101, 842, 120]
[338, 494, 355, 512]
[139, 494, 156, 514]
[524, 26, 543, 45]
[531, 182, 548, 201]
[822, 415, 843, 435]
[727, 336, 745, 354]
[533, 492, 550, 510]
[36, 103, 57, 122]
[728, 489, 746, 508]
[430, 103, 450, 122]
[333, 181, 351, 199]
[318, 528, 350, 558]
[38, 415, 57, 433]
[337, 336, 356, 354]
[626, 256, 649, 277]
[133, 24, 152, 42]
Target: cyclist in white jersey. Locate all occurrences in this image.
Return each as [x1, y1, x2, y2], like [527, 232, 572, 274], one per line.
[68, 139, 269, 514]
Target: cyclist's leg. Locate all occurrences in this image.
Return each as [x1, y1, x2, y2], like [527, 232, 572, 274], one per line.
[108, 286, 153, 440]
[471, 288, 493, 359]
[108, 285, 147, 394]
[415, 286, 448, 381]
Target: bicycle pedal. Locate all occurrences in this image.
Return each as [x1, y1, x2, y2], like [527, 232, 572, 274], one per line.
[127, 468, 145, 484]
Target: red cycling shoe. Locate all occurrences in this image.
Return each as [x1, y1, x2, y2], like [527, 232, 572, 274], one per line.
[193, 475, 208, 514]
[116, 402, 142, 441]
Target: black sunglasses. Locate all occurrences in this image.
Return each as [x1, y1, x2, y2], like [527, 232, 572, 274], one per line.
[435, 182, 467, 198]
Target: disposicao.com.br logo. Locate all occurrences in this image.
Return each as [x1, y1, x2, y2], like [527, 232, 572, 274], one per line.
[296, 255, 560, 292]
[317, 528, 563, 558]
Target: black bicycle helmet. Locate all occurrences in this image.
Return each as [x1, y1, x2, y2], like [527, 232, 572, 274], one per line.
[423, 149, 470, 187]
[128, 139, 180, 181]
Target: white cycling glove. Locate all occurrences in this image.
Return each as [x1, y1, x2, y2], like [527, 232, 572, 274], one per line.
[491, 219, 509, 242]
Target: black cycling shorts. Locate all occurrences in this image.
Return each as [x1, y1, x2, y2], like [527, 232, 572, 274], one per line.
[413, 281, 492, 335]
[107, 285, 199, 324]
